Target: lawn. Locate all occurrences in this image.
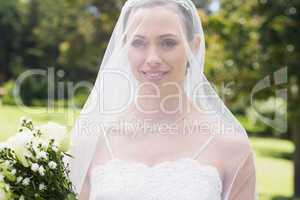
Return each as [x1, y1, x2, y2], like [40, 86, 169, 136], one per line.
[0, 105, 294, 200]
[0, 105, 79, 141]
[252, 137, 294, 200]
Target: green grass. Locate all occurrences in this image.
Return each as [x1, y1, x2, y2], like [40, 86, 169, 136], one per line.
[0, 105, 294, 200]
[0, 105, 79, 141]
[252, 137, 294, 200]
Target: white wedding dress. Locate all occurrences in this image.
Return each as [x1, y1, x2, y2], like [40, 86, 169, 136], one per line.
[88, 135, 222, 200]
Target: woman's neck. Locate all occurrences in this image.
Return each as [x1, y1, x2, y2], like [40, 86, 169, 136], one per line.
[128, 85, 193, 123]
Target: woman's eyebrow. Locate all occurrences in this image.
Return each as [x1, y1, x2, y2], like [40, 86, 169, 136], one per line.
[133, 34, 178, 39]
[133, 34, 146, 39]
[159, 34, 178, 38]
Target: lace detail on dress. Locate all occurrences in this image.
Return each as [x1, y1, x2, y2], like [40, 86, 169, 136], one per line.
[89, 158, 222, 200]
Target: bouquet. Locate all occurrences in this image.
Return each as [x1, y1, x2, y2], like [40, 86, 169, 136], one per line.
[0, 117, 78, 200]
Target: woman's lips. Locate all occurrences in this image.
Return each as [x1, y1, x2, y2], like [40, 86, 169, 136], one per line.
[141, 71, 168, 81]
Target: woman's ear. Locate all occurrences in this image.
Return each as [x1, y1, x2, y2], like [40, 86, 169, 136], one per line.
[192, 34, 201, 55]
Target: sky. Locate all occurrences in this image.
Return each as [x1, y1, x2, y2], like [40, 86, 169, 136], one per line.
[209, 0, 220, 13]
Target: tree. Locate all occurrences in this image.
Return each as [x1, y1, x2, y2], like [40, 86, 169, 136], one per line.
[0, 0, 21, 84]
[254, 0, 299, 197]
[0, 0, 122, 105]
[212, 0, 299, 197]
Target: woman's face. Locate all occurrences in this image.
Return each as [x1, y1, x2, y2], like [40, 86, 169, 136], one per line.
[126, 6, 193, 86]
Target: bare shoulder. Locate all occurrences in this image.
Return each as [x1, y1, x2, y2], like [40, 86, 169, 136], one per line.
[210, 128, 253, 167]
[188, 110, 252, 153]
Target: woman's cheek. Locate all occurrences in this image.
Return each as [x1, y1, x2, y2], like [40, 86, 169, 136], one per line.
[164, 55, 186, 81]
[128, 51, 145, 80]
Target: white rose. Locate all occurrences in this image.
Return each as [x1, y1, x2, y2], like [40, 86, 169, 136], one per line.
[32, 129, 40, 136]
[16, 177, 23, 184]
[38, 166, 45, 176]
[31, 163, 39, 172]
[31, 137, 49, 149]
[48, 161, 57, 169]
[22, 178, 30, 186]
[4, 131, 33, 167]
[5, 130, 33, 149]
[39, 183, 46, 191]
[10, 169, 16, 176]
[38, 122, 70, 151]
[31, 140, 43, 154]
[40, 140, 49, 148]
[36, 151, 48, 160]
[52, 145, 58, 152]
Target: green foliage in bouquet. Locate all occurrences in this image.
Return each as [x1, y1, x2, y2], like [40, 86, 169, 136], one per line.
[0, 118, 78, 200]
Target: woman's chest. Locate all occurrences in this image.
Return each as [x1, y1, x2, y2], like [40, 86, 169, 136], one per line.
[89, 159, 222, 200]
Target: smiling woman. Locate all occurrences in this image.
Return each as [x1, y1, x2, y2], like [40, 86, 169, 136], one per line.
[67, 0, 257, 200]
[127, 7, 195, 83]
[125, 0, 199, 86]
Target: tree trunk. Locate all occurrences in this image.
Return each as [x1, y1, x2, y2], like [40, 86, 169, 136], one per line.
[292, 119, 300, 198]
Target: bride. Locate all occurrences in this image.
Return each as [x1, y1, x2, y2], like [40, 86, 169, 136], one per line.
[68, 0, 257, 199]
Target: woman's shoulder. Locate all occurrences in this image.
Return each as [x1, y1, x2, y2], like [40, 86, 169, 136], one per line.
[214, 133, 252, 153]
[210, 129, 253, 172]
[189, 111, 252, 155]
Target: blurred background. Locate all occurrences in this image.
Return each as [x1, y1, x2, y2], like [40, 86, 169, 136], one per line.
[0, 0, 299, 199]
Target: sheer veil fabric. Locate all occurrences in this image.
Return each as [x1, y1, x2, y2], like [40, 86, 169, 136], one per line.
[67, 0, 257, 199]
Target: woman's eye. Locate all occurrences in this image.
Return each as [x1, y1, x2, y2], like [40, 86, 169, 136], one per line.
[131, 40, 146, 48]
[160, 39, 178, 49]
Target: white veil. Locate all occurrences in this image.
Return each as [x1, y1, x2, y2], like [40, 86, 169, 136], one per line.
[68, 0, 257, 199]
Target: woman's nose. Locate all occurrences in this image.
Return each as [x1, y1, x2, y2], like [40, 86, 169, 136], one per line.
[146, 46, 162, 67]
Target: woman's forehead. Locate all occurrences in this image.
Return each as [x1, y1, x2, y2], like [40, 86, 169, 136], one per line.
[126, 6, 185, 38]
